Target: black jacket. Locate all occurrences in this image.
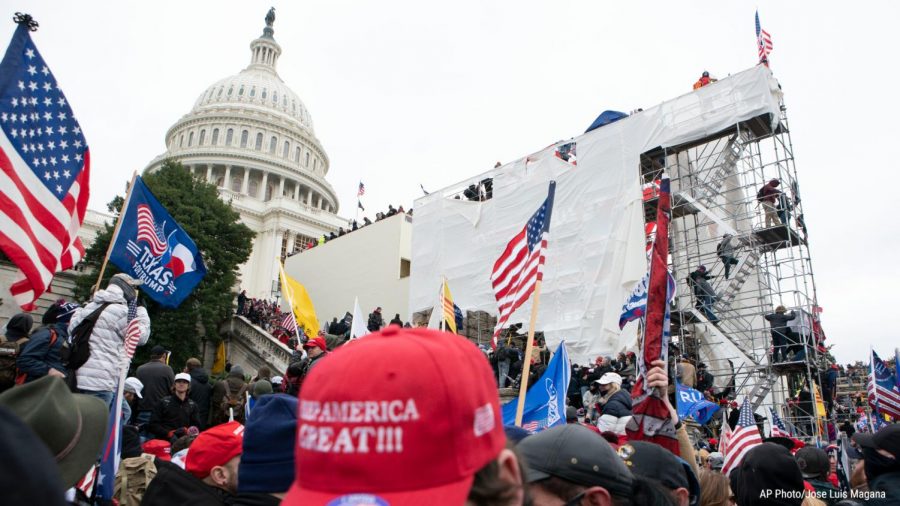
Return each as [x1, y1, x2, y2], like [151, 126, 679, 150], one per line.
[231, 493, 281, 506]
[189, 367, 213, 429]
[143, 458, 234, 506]
[367, 312, 384, 332]
[601, 390, 633, 418]
[135, 360, 175, 412]
[148, 394, 202, 439]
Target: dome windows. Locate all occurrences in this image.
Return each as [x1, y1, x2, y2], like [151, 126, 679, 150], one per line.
[305, 152, 310, 167]
[261, 88, 267, 100]
[217, 87, 223, 98]
[273, 91, 278, 104]
[188, 131, 195, 147]
[212, 128, 219, 145]
[250, 86, 256, 97]
[227, 85, 234, 96]
[283, 141, 290, 159]
[198, 129, 206, 146]
[295, 146, 301, 162]
[269, 136, 277, 154]
[226, 128, 234, 146]
[240, 130, 249, 148]
[239, 85, 245, 96]
[255, 132, 264, 150]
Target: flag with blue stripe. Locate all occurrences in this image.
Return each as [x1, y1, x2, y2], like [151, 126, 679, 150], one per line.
[502, 341, 571, 431]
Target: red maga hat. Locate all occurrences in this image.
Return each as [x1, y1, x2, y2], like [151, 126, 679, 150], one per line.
[283, 326, 505, 506]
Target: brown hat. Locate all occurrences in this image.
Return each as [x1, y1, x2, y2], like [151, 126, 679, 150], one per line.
[0, 376, 107, 487]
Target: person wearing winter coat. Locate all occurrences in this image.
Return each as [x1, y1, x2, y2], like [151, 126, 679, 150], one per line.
[595, 372, 632, 435]
[149, 373, 202, 441]
[581, 380, 604, 423]
[765, 305, 797, 362]
[186, 357, 213, 429]
[69, 273, 150, 407]
[16, 301, 79, 383]
[367, 307, 384, 332]
[688, 266, 719, 324]
[716, 233, 739, 279]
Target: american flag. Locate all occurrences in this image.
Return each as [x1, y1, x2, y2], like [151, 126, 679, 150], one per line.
[868, 350, 900, 419]
[280, 311, 297, 332]
[136, 204, 168, 256]
[755, 10, 773, 64]
[0, 22, 90, 310]
[722, 398, 762, 476]
[769, 407, 792, 438]
[357, 181, 365, 197]
[123, 298, 141, 359]
[490, 181, 556, 348]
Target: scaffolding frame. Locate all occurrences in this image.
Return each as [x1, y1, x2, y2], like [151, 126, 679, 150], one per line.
[641, 104, 830, 441]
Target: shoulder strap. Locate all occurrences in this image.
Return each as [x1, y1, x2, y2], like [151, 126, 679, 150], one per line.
[223, 379, 232, 398]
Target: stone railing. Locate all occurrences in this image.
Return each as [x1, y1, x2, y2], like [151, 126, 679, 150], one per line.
[218, 315, 293, 375]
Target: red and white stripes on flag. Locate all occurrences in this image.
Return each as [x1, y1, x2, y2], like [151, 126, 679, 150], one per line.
[722, 398, 763, 476]
[490, 182, 556, 348]
[0, 24, 90, 311]
[280, 311, 297, 332]
[755, 10, 773, 63]
[136, 204, 168, 256]
[123, 299, 142, 359]
[868, 349, 900, 419]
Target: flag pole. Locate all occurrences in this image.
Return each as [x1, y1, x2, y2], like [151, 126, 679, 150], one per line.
[439, 276, 445, 332]
[93, 171, 138, 293]
[514, 280, 543, 426]
[277, 258, 303, 344]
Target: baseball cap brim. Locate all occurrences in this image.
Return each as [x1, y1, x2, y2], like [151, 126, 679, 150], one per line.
[283, 472, 475, 506]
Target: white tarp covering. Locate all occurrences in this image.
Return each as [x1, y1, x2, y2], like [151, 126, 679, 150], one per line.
[410, 66, 782, 364]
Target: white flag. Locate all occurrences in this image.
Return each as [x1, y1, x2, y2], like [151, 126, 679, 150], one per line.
[350, 296, 368, 339]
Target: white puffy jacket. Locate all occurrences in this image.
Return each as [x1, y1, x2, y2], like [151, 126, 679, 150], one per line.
[69, 285, 151, 392]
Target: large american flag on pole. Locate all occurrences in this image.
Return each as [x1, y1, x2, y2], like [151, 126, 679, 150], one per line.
[490, 181, 556, 347]
[0, 21, 90, 310]
[868, 349, 900, 419]
[755, 10, 773, 65]
[722, 398, 763, 476]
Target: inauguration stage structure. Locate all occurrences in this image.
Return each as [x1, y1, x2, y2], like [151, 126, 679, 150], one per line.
[410, 65, 827, 439]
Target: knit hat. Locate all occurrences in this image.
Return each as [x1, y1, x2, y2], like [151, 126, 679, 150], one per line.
[185, 421, 244, 479]
[736, 443, 804, 506]
[252, 380, 273, 399]
[108, 273, 142, 301]
[238, 394, 298, 494]
[41, 302, 80, 325]
[4, 313, 33, 340]
[0, 376, 107, 488]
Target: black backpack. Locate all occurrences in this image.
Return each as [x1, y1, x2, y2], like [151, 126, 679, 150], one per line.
[64, 302, 112, 370]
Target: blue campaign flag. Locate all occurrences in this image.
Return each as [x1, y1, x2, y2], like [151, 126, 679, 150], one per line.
[502, 341, 571, 432]
[619, 271, 676, 329]
[109, 177, 206, 307]
[676, 381, 720, 425]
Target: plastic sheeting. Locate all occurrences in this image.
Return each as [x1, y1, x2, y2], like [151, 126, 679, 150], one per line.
[410, 66, 782, 364]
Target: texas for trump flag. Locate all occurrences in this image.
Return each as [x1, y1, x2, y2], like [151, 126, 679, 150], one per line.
[109, 177, 206, 307]
[0, 20, 90, 310]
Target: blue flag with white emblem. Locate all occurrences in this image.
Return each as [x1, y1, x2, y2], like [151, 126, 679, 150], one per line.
[675, 381, 720, 425]
[109, 176, 206, 307]
[501, 341, 571, 432]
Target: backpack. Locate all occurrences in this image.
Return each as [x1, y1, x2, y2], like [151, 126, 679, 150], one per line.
[64, 302, 112, 371]
[220, 380, 248, 424]
[756, 186, 766, 202]
[716, 240, 725, 257]
[114, 453, 157, 506]
[0, 338, 29, 391]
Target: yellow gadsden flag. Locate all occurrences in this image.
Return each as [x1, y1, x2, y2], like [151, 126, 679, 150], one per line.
[211, 341, 226, 375]
[278, 261, 320, 337]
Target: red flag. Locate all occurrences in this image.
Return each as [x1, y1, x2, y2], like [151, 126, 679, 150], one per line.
[626, 175, 680, 454]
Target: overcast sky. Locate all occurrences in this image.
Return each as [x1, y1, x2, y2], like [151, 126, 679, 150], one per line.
[10, 1, 898, 363]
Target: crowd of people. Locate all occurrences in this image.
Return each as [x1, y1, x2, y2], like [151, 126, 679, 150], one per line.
[1, 308, 898, 505]
[286, 204, 412, 257]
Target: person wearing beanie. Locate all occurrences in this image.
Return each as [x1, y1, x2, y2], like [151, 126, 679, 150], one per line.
[736, 443, 805, 506]
[210, 365, 248, 426]
[69, 273, 151, 408]
[0, 313, 34, 392]
[234, 394, 298, 505]
[16, 303, 79, 384]
[795, 445, 839, 504]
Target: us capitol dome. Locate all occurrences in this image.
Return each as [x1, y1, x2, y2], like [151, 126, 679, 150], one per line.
[144, 10, 345, 299]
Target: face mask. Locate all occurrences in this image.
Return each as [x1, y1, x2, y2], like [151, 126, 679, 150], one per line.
[863, 447, 899, 482]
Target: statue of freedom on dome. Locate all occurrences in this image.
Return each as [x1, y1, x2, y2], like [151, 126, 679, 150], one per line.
[265, 7, 276, 28]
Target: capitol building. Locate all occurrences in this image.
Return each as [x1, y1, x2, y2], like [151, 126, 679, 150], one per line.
[143, 13, 345, 299]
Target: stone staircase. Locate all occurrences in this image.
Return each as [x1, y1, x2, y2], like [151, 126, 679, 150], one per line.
[217, 315, 293, 377]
